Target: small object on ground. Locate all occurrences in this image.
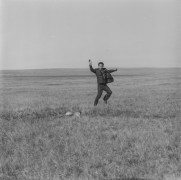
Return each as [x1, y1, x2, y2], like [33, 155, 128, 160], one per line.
[74, 111, 81, 117]
[65, 111, 73, 116]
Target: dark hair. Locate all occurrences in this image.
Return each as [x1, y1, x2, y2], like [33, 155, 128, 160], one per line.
[98, 62, 104, 66]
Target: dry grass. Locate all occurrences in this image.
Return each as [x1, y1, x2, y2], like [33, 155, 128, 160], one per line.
[0, 68, 181, 180]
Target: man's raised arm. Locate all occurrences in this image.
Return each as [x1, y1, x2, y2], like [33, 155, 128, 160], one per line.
[89, 59, 96, 73]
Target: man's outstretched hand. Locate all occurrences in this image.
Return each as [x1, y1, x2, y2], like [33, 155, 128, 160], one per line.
[113, 68, 118, 71]
[89, 59, 92, 66]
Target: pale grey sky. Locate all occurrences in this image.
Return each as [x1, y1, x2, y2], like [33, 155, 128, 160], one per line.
[1, 0, 180, 69]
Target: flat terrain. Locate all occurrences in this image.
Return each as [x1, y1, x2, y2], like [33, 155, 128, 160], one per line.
[0, 68, 181, 180]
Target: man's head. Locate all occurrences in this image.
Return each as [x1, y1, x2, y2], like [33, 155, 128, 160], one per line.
[98, 62, 104, 69]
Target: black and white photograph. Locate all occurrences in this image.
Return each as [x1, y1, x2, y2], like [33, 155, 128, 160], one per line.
[0, 0, 180, 179]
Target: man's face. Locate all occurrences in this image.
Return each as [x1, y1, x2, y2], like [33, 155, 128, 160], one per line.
[98, 64, 104, 70]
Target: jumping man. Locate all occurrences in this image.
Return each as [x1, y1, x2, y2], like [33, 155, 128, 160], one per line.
[89, 59, 118, 106]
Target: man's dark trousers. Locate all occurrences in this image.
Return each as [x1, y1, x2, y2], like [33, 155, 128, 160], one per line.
[94, 83, 112, 106]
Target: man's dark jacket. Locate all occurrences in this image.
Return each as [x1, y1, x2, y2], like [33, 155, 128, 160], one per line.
[89, 65, 116, 84]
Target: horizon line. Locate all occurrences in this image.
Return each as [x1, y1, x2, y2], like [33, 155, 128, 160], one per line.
[0, 67, 181, 71]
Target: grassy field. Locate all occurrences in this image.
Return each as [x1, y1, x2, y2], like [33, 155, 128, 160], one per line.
[0, 68, 181, 180]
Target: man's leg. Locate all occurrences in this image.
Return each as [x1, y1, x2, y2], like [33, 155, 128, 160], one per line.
[103, 85, 112, 104]
[94, 85, 103, 106]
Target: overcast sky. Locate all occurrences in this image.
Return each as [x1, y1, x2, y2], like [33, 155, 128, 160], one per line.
[0, 0, 180, 69]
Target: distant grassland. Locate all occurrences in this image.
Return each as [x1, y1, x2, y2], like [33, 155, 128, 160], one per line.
[0, 68, 181, 180]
